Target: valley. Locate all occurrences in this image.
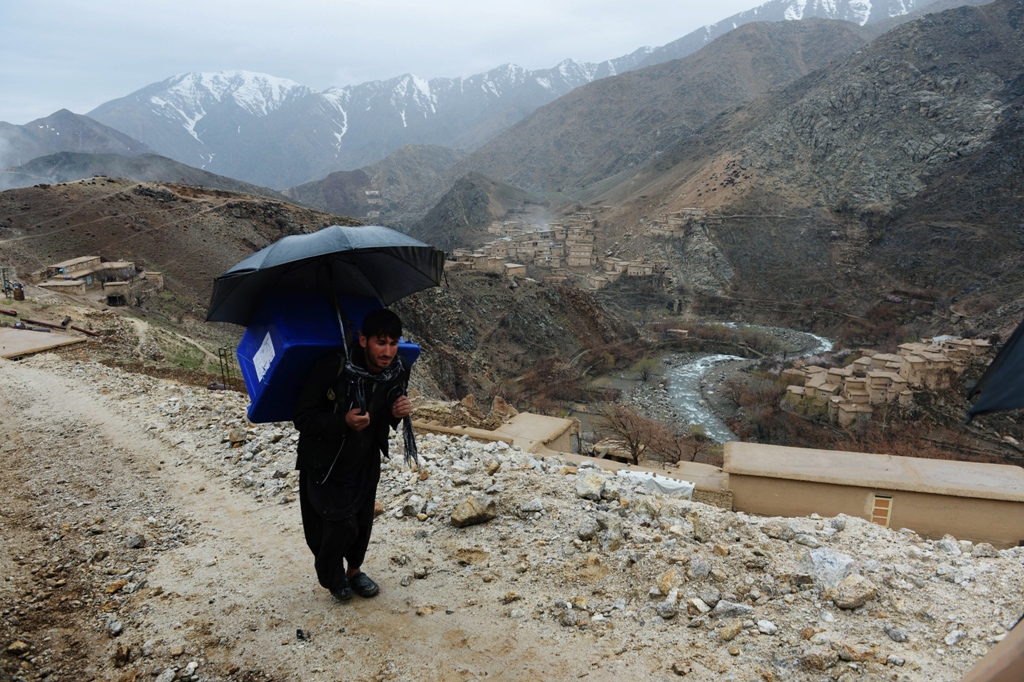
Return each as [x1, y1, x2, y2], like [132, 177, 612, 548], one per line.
[2, 0, 1024, 678]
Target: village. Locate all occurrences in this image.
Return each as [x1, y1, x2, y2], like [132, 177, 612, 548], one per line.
[443, 208, 710, 290]
[782, 336, 993, 428]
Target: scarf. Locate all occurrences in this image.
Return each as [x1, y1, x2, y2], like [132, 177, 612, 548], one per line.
[343, 356, 418, 466]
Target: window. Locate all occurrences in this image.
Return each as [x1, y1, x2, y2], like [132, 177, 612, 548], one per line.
[871, 495, 893, 528]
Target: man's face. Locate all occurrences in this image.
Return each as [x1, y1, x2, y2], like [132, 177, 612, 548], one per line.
[360, 334, 398, 373]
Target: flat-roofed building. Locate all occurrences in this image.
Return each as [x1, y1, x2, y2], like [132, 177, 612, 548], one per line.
[724, 442, 1024, 547]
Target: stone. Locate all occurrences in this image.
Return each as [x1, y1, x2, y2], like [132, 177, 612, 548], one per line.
[713, 543, 730, 556]
[945, 630, 967, 646]
[450, 497, 497, 528]
[402, 495, 425, 517]
[577, 518, 599, 541]
[761, 520, 796, 540]
[720, 620, 742, 641]
[887, 655, 905, 667]
[757, 620, 778, 635]
[105, 579, 129, 594]
[936, 537, 962, 556]
[711, 600, 753, 619]
[688, 557, 711, 581]
[6, 640, 29, 656]
[794, 534, 821, 548]
[155, 668, 177, 682]
[973, 542, 999, 558]
[575, 471, 605, 500]
[656, 600, 678, 619]
[126, 535, 146, 549]
[228, 428, 247, 444]
[108, 620, 124, 637]
[832, 641, 875, 662]
[559, 609, 587, 627]
[832, 574, 878, 609]
[690, 512, 714, 543]
[830, 515, 847, 531]
[801, 647, 838, 670]
[884, 626, 908, 643]
[801, 548, 857, 589]
[658, 568, 682, 595]
[520, 497, 544, 513]
[687, 598, 711, 615]
[699, 586, 721, 607]
[671, 660, 691, 676]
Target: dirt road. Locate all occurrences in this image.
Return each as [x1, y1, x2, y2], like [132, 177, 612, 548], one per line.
[0, 356, 640, 681]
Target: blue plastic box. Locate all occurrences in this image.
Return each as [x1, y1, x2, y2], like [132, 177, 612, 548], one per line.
[236, 293, 420, 423]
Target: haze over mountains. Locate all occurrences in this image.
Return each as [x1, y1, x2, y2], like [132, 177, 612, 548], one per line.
[5, 0, 943, 192]
[1, 0, 1019, 326]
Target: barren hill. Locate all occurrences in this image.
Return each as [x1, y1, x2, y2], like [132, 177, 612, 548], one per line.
[407, 172, 544, 251]
[0, 178, 358, 316]
[586, 0, 1024, 324]
[455, 19, 873, 196]
[0, 152, 292, 200]
[284, 145, 466, 228]
[0, 109, 152, 169]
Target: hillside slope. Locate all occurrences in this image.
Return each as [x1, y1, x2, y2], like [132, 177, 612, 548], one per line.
[407, 172, 543, 251]
[284, 145, 465, 227]
[0, 152, 291, 200]
[590, 0, 1024, 322]
[0, 109, 152, 169]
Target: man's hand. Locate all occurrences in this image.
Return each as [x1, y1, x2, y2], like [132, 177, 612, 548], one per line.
[345, 408, 370, 431]
[391, 396, 412, 419]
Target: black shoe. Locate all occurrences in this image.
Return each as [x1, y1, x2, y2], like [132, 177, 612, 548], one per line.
[350, 572, 379, 598]
[330, 575, 353, 602]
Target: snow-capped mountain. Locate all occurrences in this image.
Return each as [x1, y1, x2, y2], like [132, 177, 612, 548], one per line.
[88, 52, 650, 190]
[637, 0, 946, 68]
[84, 0, 949, 190]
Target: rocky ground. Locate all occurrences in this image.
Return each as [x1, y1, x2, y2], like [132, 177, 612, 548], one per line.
[1, 353, 1023, 682]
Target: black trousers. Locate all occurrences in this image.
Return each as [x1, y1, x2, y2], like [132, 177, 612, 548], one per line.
[298, 470, 376, 591]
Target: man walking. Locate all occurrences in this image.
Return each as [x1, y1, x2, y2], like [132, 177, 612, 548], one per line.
[293, 308, 412, 601]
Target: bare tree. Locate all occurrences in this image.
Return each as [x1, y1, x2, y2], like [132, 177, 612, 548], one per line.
[596, 404, 660, 466]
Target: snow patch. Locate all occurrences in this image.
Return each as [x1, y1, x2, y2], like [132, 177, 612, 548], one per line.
[784, 0, 808, 21]
[848, 0, 873, 24]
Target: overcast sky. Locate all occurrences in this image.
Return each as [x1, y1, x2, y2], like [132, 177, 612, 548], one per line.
[0, 0, 761, 125]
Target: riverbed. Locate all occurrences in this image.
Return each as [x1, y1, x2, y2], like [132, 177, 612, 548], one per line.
[633, 325, 834, 443]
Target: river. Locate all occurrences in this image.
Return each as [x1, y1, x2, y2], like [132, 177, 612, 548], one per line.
[665, 325, 833, 443]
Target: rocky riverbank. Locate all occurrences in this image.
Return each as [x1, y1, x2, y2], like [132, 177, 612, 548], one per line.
[1, 353, 1022, 681]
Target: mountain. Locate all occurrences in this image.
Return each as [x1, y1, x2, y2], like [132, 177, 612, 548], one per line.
[408, 172, 543, 251]
[636, 0, 951, 70]
[588, 0, 1024, 317]
[0, 109, 152, 169]
[0, 152, 291, 199]
[284, 145, 465, 226]
[454, 18, 872, 196]
[86, 57, 649, 190]
[80, 0, 962, 193]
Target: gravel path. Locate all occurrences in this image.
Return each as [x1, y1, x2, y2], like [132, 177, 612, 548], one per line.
[1, 354, 1022, 681]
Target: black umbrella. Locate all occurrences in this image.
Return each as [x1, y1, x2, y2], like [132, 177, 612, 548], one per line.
[967, 320, 1024, 421]
[206, 224, 445, 326]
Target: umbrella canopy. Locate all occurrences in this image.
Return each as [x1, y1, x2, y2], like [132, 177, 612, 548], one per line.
[967, 320, 1024, 421]
[206, 225, 445, 326]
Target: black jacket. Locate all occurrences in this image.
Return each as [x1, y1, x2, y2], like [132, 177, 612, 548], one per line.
[293, 350, 408, 492]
